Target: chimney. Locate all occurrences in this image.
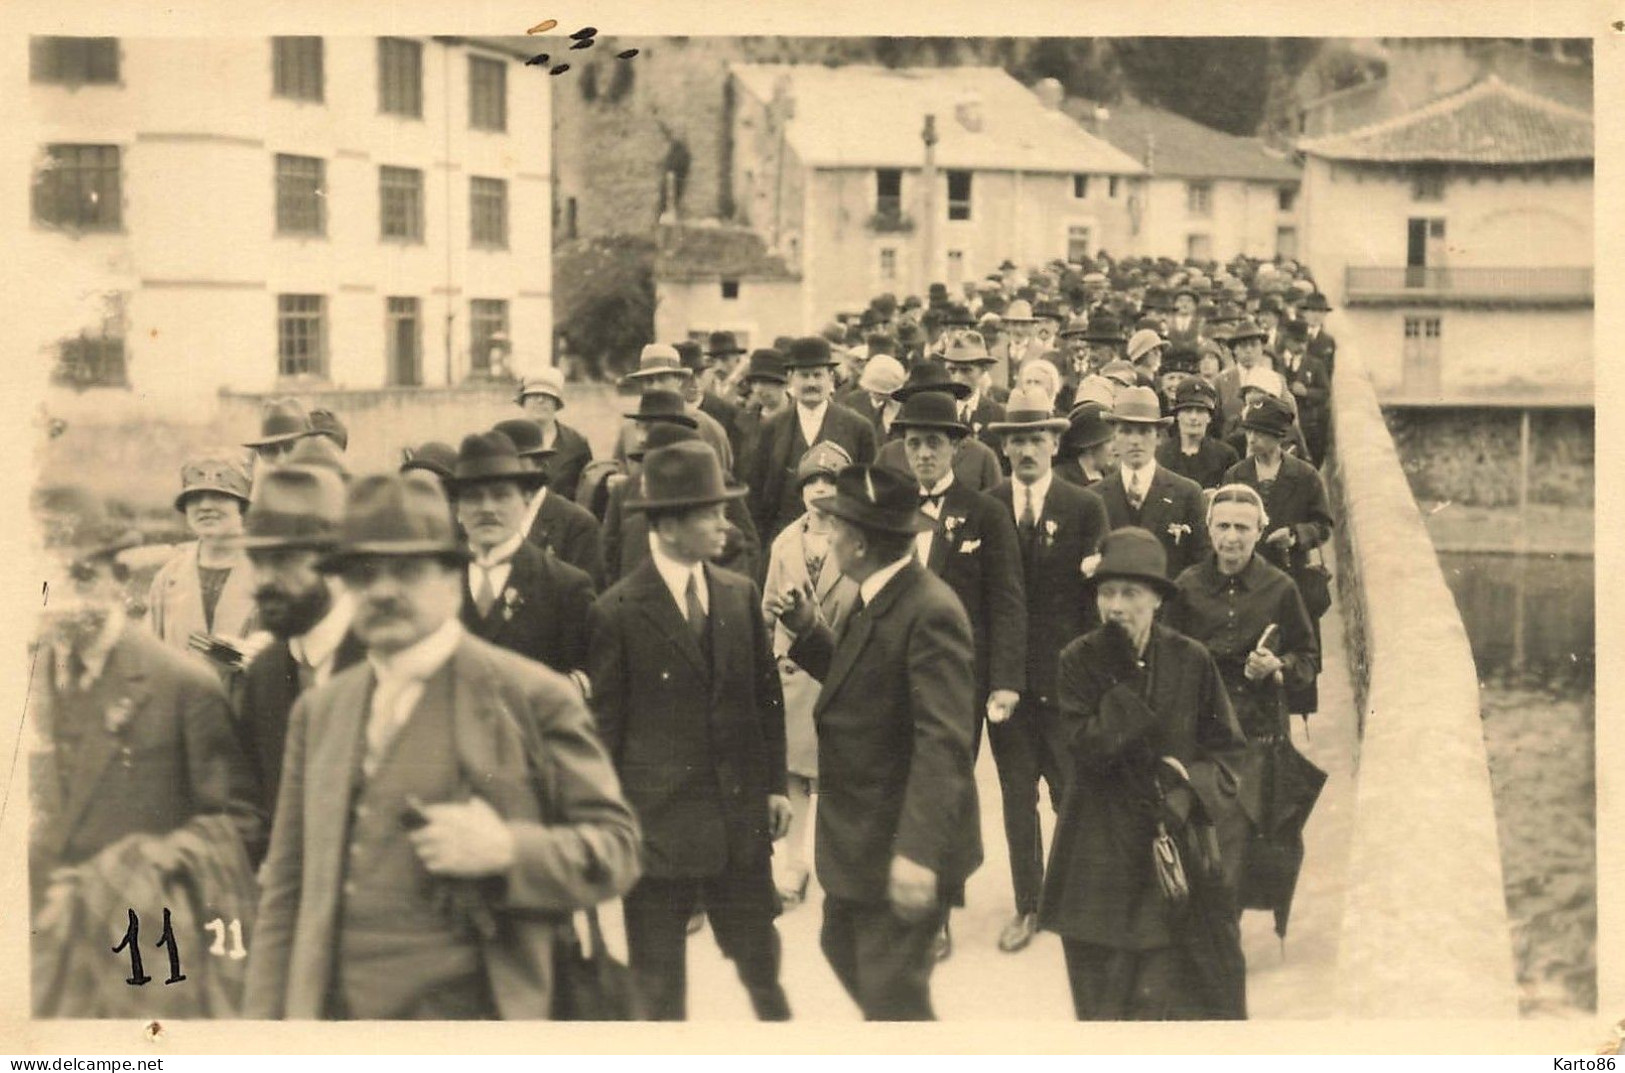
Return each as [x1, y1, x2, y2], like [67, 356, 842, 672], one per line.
[954, 94, 984, 133]
[1144, 131, 1156, 173]
[1033, 77, 1063, 110]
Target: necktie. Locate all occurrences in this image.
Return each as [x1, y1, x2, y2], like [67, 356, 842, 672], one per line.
[1018, 490, 1037, 540]
[364, 673, 413, 777]
[473, 568, 498, 618]
[920, 490, 944, 512]
[684, 571, 709, 656]
[1128, 472, 1145, 511]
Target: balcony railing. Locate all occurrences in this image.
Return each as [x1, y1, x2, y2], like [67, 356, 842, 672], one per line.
[1344, 265, 1593, 306]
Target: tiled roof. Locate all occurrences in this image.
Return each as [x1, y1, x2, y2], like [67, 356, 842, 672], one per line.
[1069, 98, 1301, 182]
[654, 222, 798, 282]
[729, 64, 1146, 175]
[1297, 75, 1593, 164]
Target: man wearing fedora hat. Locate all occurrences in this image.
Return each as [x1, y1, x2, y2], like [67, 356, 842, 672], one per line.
[233, 461, 366, 819]
[875, 361, 1005, 494]
[1098, 387, 1209, 579]
[492, 418, 605, 589]
[984, 390, 1109, 955]
[447, 432, 595, 686]
[621, 344, 735, 475]
[244, 398, 315, 469]
[766, 463, 982, 1019]
[677, 340, 744, 461]
[744, 336, 877, 544]
[705, 329, 747, 380]
[32, 499, 265, 892]
[245, 475, 640, 1020]
[1167, 287, 1203, 348]
[1298, 291, 1336, 379]
[588, 441, 793, 1022]
[1039, 527, 1247, 1020]
[942, 333, 1008, 463]
[514, 367, 595, 503]
[1274, 322, 1332, 466]
[732, 349, 790, 477]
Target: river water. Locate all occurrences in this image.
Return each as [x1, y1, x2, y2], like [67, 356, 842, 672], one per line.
[1436, 551, 1596, 1017]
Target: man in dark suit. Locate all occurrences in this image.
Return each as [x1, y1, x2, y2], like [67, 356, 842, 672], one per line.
[1096, 386, 1209, 579]
[943, 332, 1008, 465]
[32, 525, 265, 891]
[246, 474, 640, 1021]
[1300, 291, 1337, 379]
[892, 389, 1027, 960]
[678, 340, 744, 462]
[447, 433, 595, 689]
[986, 389, 1110, 954]
[515, 368, 594, 503]
[1276, 323, 1332, 466]
[492, 418, 605, 588]
[767, 463, 982, 1020]
[234, 462, 365, 819]
[745, 336, 878, 543]
[588, 441, 792, 1021]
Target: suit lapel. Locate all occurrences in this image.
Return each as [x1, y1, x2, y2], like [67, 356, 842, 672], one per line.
[704, 565, 733, 696]
[815, 561, 916, 710]
[55, 635, 151, 842]
[305, 662, 373, 896]
[628, 561, 708, 677]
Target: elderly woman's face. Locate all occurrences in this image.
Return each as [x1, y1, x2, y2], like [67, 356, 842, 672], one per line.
[1096, 578, 1161, 638]
[1209, 499, 1263, 568]
[1017, 362, 1058, 401]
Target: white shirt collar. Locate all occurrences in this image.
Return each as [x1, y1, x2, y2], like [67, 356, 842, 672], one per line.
[289, 590, 353, 672]
[472, 531, 526, 569]
[859, 554, 913, 606]
[1122, 460, 1157, 490]
[648, 534, 708, 616]
[1014, 470, 1054, 516]
[367, 616, 463, 684]
[56, 608, 126, 690]
[921, 473, 955, 497]
[796, 399, 830, 444]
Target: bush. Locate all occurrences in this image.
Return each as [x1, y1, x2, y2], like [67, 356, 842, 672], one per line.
[553, 235, 656, 381]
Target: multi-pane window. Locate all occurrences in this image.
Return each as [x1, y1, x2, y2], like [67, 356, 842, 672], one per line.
[1186, 232, 1213, 261]
[380, 166, 424, 242]
[946, 171, 972, 221]
[275, 154, 326, 235]
[33, 144, 121, 230]
[1073, 174, 1089, 199]
[875, 168, 902, 218]
[1277, 185, 1298, 212]
[54, 331, 127, 388]
[1186, 181, 1212, 217]
[469, 56, 507, 131]
[31, 37, 119, 85]
[386, 297, 422, 387]
[1402, 315, 1443, 392]
[1067, 224, 1092, 263]
[272, 37, 323, 101]
[469, 299, 510, 377]
[277, 295, 327, 379]
[470, 177, 508, 248]
[878, 247, 897, 282]
[378, 37, 423, 117]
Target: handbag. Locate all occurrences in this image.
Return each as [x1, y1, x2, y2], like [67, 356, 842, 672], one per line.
[1295, 545, 1333, 620]
[550, 906, 645, 1021]
[1150, 777, 1191, 908]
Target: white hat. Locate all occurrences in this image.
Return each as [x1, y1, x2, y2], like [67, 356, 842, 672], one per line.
[515, 366, 567, 406]
[1239, 365, 1286, 398]
[1126, 329, 1167, 364]
[858, 354, 907, 395]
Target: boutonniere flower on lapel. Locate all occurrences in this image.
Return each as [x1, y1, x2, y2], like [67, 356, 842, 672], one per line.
[1042, 519, 1059, 548]
[1166, 522, 1192, 545]
[104, 696, 136, 736]
[502, 587, 523, 621]
[942, 515, 965, 540]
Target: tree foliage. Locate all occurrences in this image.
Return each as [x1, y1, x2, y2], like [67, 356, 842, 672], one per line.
[553, 235, 656, 380]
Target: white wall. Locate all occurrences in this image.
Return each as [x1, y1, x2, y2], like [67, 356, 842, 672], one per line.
[655, 277, 805, 351]
[1138, 176, 1298, 262]
[1345, 306, 1592, 401]
[20, 36, 551, 417]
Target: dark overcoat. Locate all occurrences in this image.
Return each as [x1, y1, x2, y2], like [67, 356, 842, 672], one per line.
[524, 489, 605, 591]
[923, 482, 1028, 700]
[1091, 465, 1211, 580]
[460, 540, 594, 677]
[745, 402, 878, 542]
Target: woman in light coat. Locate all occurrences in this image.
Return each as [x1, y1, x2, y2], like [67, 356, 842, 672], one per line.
[760, 441, 860, 908]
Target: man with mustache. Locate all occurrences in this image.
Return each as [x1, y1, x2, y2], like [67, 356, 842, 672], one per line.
[449, 432, 594, 688]
[233, 460, 365, 820]
[245, 474, 641, 1020]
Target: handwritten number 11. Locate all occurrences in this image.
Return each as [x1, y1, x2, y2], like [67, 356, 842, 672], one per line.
[112, 908, 186, 986]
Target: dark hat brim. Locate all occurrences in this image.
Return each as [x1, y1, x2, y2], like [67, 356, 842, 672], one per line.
[892, 381, 973, 402]
[623, 484, 748, 513]
[744, 372, 788, 384]
[445, 468, 550, 493]
[810, 493, 932, 535]
[891, 417, 970, 437]
[625, 411, 699, 428]
[175, 486, 251, 512]
[942, 354, 997, 366]
[1240, 418, 1293, 436]
[1085, 567, 1179, 599]
[244, 430, 314, 448]
[620, 367, 694, 384]
[1104, 412, 1173, 427]
[318, 542, 471, 572]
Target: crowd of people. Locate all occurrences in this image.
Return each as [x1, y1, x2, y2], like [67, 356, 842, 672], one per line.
[31, 252, 1339, 1023]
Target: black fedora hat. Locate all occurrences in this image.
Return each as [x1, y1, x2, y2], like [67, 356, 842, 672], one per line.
[625, 440, 747, 513]
[705, 330, 746, 358]
[492, 418, 556, 460]
[244, 398, 313, 449]
[1062, 401, 1115, 452]
[232, 464, 347, 551]
[890, 390, 969, 439]
[891, 359, 972, 402]
[1082, 315, 1127, 343]
[674, 340, 706, 373]
[1160, 343, 1202, 377]
[811, 464, 932, 536]
[629, 421, 701, 463]
[742, 348, 787, 384]
[400, 441, 458, 481]
[625, 389, 699, 428]
[784, 336, 840, 370]
[1299, 291, 1332, 312]
[446, 431, 549, 493]
[1086, 526, 1178, 598]
[319, 474, 468, 570]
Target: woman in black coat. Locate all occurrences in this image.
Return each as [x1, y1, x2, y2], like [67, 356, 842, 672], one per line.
[1039, 527, 1247, 1021]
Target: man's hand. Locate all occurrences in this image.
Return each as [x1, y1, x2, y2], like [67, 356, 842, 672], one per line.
[767, 794, 793, 841]
[888, 854, 938, 923]
[1080, 552, 1103, 578]
[408, 796, 516, 877]
[986, 689, 1020, 725]
[764, 581, 817, 636]
[1291, 381, 1308, 397]
[1244, 649, 1285, 682]
[1264, 527, 1295, 549]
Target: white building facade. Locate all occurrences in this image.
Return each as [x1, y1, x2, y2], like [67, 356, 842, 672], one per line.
[21, 35, 551, 416]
